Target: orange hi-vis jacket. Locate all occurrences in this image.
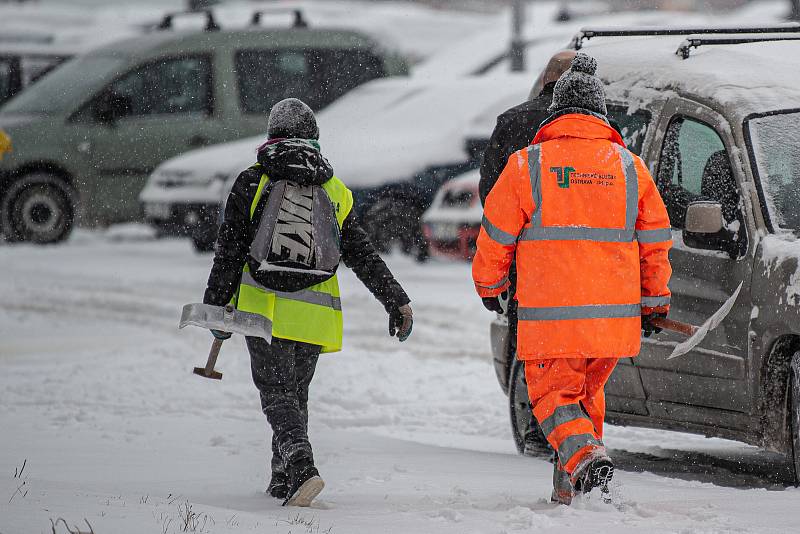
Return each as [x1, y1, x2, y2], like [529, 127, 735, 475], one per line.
[473, 113, 672, 360]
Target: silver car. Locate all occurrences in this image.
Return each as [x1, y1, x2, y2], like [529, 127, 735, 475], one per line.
[491, 27, 800, 483]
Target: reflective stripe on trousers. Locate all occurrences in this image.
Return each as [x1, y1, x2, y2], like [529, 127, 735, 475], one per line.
[539, 404, 603, 472]
[539, 403, 590, 437]
[558, 433, 604, 467]
[538, 404, 605, 467]
[241, 271, 342, 311]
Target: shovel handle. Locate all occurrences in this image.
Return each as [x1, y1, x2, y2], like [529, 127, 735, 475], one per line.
[203, 338, 224, 374]
[651, 317, 698, 336]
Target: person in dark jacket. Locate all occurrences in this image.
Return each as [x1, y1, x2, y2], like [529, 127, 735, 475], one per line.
[479, 50, 576, 205]
[203, 98, 413, 507]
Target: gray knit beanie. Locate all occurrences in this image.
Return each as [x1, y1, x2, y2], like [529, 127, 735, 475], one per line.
[548, 53, 607, 116]
[267, 98, 319, 140]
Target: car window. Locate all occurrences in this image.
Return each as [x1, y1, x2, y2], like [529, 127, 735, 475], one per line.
[656, 116, 743, 234]
[107, 56, 212, 117]
[0, 58, 13, 103]
[1, 55, 124, 115]
[309, 49, 384, 110]
[745, 110, 800, 231]
[236, 49, 311, 115]
[22, 56, 64, 86]
[607, 106, 650, 156]
[235, 48, 384, 114]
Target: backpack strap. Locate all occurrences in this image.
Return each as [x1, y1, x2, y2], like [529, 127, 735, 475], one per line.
[250, 172, 270, 221]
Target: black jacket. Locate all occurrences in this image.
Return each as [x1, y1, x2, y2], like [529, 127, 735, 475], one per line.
[478, 83, 555, 205]
[204, 140, 410, 313]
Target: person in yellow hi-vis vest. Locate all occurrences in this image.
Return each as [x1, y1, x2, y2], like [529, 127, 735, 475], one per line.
[202, 98, 412, 507]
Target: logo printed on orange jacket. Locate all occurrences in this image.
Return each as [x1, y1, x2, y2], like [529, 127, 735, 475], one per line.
[550, 166, 617, 188]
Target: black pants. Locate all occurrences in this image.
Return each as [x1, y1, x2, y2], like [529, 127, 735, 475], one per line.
[246, 336, 320, 473]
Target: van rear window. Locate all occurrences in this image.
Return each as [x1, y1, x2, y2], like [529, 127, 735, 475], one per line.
[608, 106, 650, 155]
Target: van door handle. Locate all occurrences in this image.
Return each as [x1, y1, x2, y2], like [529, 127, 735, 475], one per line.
[188, 135, 210, 148]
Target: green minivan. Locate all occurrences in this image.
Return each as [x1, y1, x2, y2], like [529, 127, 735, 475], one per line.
[0, 10, 408, 243]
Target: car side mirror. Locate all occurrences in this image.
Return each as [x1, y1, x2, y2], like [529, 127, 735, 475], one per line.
[95, 92, 132, 123]
[685, 201, 724, 234]
[683, 201, 739, 257]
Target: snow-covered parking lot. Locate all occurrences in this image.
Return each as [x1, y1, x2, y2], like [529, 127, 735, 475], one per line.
[1, 231, 799, 533]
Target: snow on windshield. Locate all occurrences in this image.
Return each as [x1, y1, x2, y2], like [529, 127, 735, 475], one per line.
[746, 111, 800, 232]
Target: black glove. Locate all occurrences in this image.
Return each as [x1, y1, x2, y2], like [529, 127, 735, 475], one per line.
[641, 313, 667, 338]
[482, 292, 507, 314]
[211, 329, 232, 340]
[389, 304, 413, 342]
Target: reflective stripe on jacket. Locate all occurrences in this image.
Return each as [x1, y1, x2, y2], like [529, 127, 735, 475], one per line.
[472, 113, 672, 359]
[235, 172, 354, 353]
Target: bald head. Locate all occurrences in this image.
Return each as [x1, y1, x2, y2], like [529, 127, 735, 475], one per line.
[529, 50, 577, 98]
[542, 50, 577, 87]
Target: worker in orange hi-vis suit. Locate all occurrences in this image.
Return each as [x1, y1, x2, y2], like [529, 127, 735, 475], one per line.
[472, 53, 672, 505]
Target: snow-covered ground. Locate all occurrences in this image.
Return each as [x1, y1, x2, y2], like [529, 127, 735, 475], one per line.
[1, 231, 799, 533]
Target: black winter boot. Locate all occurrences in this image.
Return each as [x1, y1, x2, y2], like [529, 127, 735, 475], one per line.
[266, 446, 289, 499]
[571, 450, 614, 502]
[267, 466, 290, 500]
[283, 456, 324, 507]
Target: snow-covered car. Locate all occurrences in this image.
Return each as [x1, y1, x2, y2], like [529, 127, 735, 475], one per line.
[421, 169, 481, 261]
[491, 26, 800, 482]
[319, 75, 530, 261]
[140, 75, 531, 252]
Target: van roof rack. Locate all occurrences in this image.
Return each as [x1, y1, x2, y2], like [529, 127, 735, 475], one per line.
[157, 9, 220, 32]
[572, 24, 800, 49]
[676, 33, 800, 59]
[251, 9, 308, 28]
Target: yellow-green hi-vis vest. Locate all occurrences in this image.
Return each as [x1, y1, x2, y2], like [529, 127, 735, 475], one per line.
[233, 167, 354, 353]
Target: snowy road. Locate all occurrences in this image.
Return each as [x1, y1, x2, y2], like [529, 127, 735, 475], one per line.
[1, 231, 799, 533]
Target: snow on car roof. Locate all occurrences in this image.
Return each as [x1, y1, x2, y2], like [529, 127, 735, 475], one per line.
[584, 35, 800, 121]
[318, 74, 531, 189]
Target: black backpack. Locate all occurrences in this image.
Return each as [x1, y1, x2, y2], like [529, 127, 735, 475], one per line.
[247, 180, 341, 293]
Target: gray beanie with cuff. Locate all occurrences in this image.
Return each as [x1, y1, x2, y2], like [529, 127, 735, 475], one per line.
[548, 53, 607, 116]
[267, 98, 319, 140]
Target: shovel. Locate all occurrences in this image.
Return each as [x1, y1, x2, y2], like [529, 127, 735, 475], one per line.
[179, 303, 273, 381]
[649, 281, 743, 360]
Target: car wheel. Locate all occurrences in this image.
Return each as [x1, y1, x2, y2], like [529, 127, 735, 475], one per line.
[1, 173, 75, 244]
[509, 359, 553, 457]
[789, 352, 800, 483]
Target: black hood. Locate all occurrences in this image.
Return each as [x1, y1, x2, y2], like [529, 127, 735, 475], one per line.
[257, 138, 333, 186]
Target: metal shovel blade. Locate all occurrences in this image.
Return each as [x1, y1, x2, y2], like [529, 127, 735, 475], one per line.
[667, 281, 743, 360]
[179, 303, 272, 342]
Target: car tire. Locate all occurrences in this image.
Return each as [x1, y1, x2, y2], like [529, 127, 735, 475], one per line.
[1, 173, 75, 244]
[789, 352, 800, 483]
[509, 359, 553, 457]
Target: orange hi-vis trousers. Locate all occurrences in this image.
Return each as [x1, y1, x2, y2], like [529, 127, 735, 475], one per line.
[525, 357, 619, 474]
